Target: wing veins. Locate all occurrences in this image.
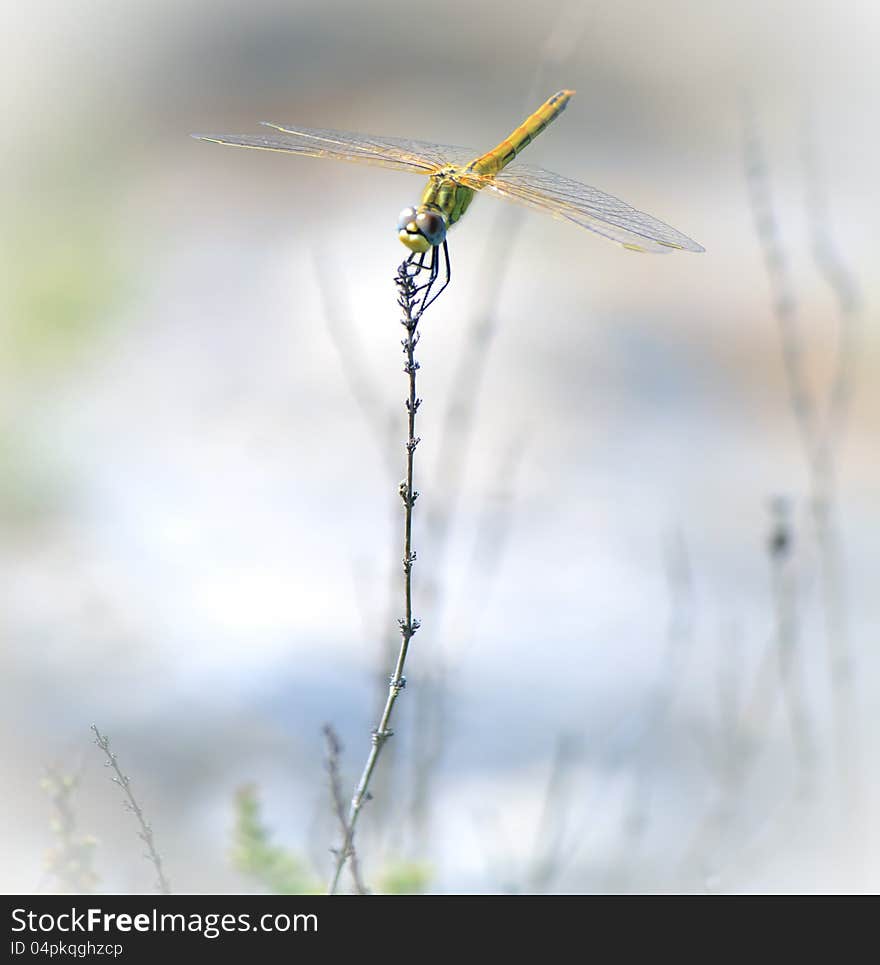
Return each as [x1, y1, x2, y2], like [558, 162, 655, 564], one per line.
[193, 125, 480, 176]
[462, 161, 704, 253]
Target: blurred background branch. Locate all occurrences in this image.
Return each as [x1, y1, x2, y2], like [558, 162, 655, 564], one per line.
[91, 724, 171, 895]
[743, 106, 864, 875]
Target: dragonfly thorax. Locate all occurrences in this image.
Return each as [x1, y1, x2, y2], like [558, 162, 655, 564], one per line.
[397, 205, 447, 253]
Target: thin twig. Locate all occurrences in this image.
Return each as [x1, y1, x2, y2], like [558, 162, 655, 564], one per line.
[327, 261, 426, 894]
[743, 109, 861, 822]
[801, 123, 862, 822]
[743, 113, 816, 452]
[679, 622, 752, 889]
[524, 734, 581, 893]
[802, 122, 862, 447]
[91, 724, 171, 895]
[404, 226, 518, 844]
[687, 505, 819, 890]
[767, 497, 815, 791]
[322, 724, 367, 894]
[681, 503, 815, 887]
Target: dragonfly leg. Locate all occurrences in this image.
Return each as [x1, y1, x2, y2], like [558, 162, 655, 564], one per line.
[407, 248, 437, 291]
[405, 250, 427, 279]
[410, 246, 440, 313]
[410, 245, 439, 295]
[401, 243, 451, 315]
[417, 241, 451, 314]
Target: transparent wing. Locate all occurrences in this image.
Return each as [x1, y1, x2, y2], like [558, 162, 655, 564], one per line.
[192, 123, 479, 176]
[461, 161, 704, 253]
[193, 123, 704, 253]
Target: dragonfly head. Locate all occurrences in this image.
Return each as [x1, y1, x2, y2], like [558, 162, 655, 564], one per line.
[397, 205, 447, 253]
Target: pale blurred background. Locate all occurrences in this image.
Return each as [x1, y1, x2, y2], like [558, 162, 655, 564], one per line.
[1, 0, 877, 894]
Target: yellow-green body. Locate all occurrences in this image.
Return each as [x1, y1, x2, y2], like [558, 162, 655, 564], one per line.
[400, 90, 574, 252]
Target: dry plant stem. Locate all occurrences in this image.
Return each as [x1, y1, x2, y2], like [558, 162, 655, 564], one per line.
[91, 724, 171, 895]
[322, 725, 367, 894]
[683, 507, 815, 884]
[767, 502, 815, 789]
[405, 228, 515, 840]
[680, 627, 751, 887]
[525, 734, 580, 893]
[801, 131, 862, 822]
[327, 261, 424, 895]
[683, 571, 810, 886]
[743, 116, 860, 817]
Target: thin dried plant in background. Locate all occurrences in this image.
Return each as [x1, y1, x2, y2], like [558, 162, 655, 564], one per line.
[91, 724, 171, 895]
[323, 724, 367, 894]
[743, 111, 862, 829]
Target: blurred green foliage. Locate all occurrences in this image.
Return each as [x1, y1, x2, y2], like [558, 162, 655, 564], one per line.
[231, 784, 319, 895]
[231, 785, 433, 895]
[2, 134, 131, 377]
[0, 148, 129, 532]
[376, 859, 432, 895]
[3, 210, 124, 370]
[42, 768, 99, 895]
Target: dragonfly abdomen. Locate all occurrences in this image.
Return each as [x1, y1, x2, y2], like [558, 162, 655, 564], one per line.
[465, 89, 575, 177]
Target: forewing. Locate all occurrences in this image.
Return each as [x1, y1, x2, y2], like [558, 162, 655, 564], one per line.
[462, 161, 704, 253]
[192, 124, 478, 176]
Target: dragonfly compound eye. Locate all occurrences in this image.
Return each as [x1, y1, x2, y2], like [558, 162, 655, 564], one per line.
[414, 210, 446, 246]
[397, 207, 418, 231]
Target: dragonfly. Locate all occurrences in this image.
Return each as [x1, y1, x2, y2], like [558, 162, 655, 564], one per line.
[193, 90, 703, 312]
